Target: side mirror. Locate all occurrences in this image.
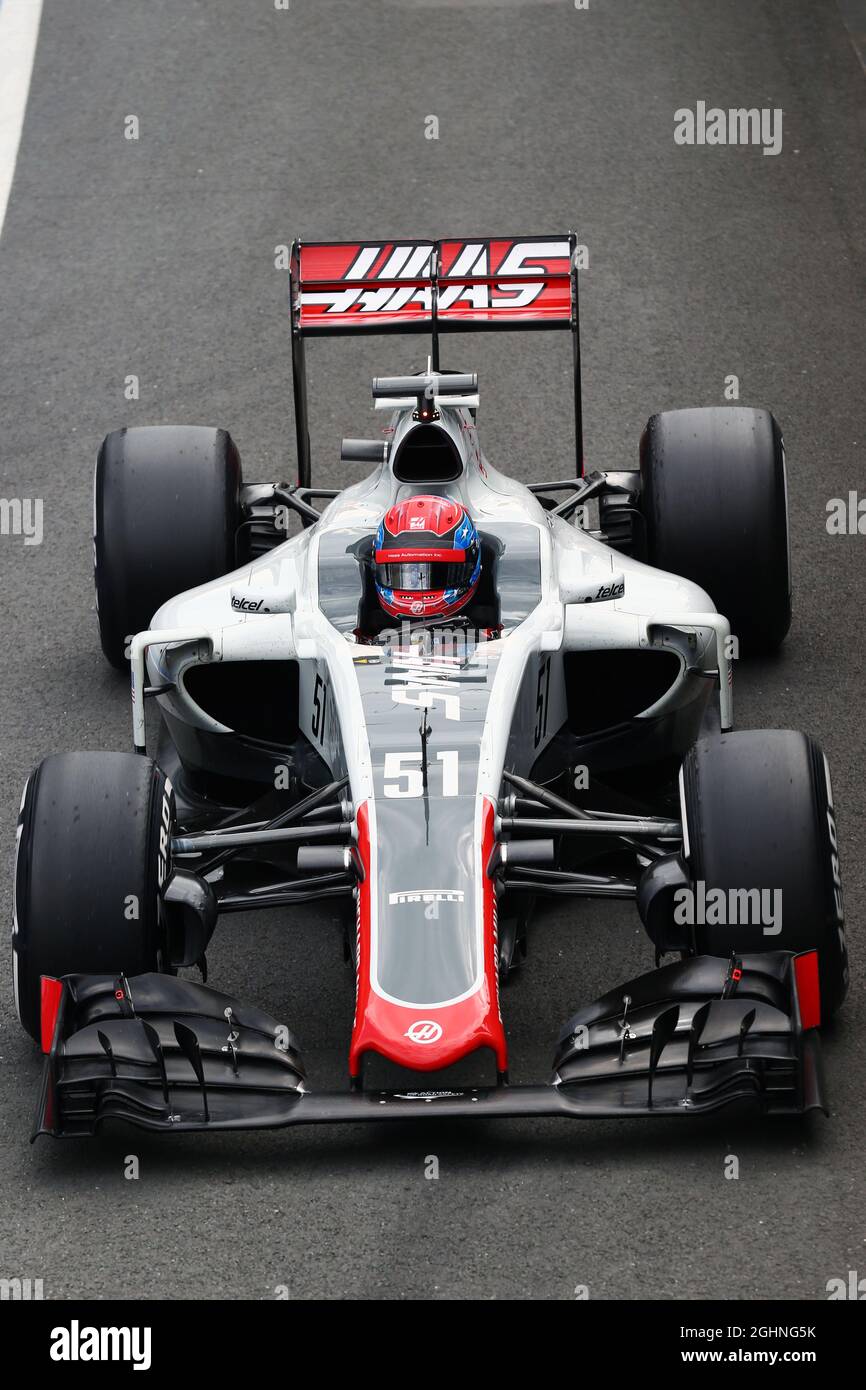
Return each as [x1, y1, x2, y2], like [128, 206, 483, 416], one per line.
[230, 578, 296, 615]
[560, 570, 625, 605]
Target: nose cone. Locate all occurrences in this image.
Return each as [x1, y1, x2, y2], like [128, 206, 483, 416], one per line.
[349, 799, 506, 1077]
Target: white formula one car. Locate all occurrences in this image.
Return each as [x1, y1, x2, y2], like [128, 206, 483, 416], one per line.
[15, 235, 846, 1139]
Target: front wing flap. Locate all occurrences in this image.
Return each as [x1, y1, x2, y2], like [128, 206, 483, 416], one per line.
[552, 951, 826, 1116]
[33, 952, 825, 1139]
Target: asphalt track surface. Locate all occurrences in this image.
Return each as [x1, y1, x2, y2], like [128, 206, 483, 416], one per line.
[0, 0, 864, 1302]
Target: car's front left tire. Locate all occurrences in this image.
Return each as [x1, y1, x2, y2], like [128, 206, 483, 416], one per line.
[680, 729, 848, 1018]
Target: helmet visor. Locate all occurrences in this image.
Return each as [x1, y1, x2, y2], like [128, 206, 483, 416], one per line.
[377, 560, 470, 591]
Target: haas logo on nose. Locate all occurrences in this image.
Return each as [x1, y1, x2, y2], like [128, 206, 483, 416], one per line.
[405, 1020, 443, 1044]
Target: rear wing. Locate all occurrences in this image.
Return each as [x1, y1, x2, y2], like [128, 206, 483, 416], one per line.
[289, 234, 584, 485]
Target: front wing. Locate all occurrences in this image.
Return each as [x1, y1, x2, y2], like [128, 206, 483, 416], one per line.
[32, 952, 825, 1139]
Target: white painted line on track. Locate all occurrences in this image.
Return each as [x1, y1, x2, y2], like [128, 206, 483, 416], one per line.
[0, 0, 43, 239]
[837, 0, 866, 76]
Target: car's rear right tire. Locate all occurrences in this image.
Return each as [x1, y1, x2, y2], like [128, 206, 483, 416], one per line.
[13, 752, 173, 1043]
[94, 424, 245, 668]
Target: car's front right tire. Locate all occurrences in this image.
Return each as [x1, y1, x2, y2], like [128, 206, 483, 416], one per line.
[13, 752, 173, 1042]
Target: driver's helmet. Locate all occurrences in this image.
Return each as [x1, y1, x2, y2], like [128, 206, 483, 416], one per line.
[373, 495, 481, 621]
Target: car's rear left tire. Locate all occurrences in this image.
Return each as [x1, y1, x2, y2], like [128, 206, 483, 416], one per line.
[13, 752, 173, 1042]
[639, 406, 791, 653]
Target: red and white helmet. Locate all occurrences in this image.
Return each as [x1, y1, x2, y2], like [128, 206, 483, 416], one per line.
[374, 495, 481, 621]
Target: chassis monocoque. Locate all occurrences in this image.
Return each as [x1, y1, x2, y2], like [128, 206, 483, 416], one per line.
[14, 236, 847, 1139]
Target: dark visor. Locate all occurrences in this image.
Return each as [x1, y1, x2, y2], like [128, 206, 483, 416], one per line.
[377, 560, 471, 591]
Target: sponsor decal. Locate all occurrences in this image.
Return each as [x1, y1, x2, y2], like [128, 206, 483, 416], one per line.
[405, 1019, 443, 1044]
[298, 237, 572, 327]
[389, 888, 465, 907]
[827, 804, 843, 918]
[598, 580, 624, 600]
[385, 647, 487, 721]
[392, 1090, 465, 1101]
[582, 580, 624, 602]
[823, 755, 848, 986]
[824, 759, 844, 921]
[231, 593, 270, 613]
[156, 778, 173, 889]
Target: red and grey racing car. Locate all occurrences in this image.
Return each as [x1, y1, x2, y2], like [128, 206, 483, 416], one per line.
[14, 235, 847, 1139]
